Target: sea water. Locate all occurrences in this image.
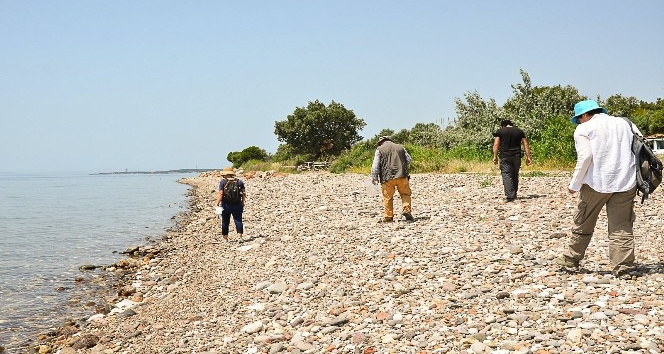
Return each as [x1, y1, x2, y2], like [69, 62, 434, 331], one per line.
[0, 173, 194, 350]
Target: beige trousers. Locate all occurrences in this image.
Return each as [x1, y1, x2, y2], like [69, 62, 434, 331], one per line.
[381, 177, 412, 218]
[563, 184, 637, 273]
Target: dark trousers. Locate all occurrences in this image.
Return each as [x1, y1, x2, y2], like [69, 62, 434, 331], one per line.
[499, 155, 521, 199]
[220, 203, 243, 235]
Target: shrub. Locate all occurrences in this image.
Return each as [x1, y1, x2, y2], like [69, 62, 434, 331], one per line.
[241, 160, 298, 173]
[227, 146, 269, 168]
[329, 140, 374, 173]
[529, 115, 576, 165]
[523, 170, 547, 177]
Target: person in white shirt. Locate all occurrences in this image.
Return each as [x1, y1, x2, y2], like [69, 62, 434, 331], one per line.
[556, 100, 640, 278]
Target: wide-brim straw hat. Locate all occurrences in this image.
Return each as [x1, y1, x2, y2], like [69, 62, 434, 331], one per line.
[220, 167, 235, 176]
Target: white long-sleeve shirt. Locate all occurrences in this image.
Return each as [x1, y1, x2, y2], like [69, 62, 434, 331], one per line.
[568, 113, 639, 193]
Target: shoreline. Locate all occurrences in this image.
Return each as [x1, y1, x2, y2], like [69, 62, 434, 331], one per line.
[0, 173, 192, 354]
[34, 172, 664, 353]
[17, 179, 196, 354]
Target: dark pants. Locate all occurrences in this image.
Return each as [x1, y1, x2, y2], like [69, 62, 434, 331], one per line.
[220, 203, 243, 235]
[499, 154, 521, 200]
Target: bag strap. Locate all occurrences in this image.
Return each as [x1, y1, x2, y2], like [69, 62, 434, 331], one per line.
[621, 117, 646, 202]
[622, 117, 637, 135]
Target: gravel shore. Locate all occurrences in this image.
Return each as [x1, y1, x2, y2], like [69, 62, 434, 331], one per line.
[47, 171, 663, 354]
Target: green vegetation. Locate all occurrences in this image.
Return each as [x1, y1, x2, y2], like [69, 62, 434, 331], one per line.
[227, 146, 270, 168]
[225, 70, 664, 174]
[274, 100, 366, 161]
[522, 170, 548, 178]
[479, 175, 493, 188]
[606, 95, 664, 135]
[240, 159, 298, 174]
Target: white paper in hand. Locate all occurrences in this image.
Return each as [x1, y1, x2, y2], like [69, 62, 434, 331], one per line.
[364, 177, 380, 196]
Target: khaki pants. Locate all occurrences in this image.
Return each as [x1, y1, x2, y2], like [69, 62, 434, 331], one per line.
[381, 177, 412, 218]
[563, 184, 637, 273]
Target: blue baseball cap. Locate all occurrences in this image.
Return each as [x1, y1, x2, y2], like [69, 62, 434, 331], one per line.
[571, 100, 607, 124]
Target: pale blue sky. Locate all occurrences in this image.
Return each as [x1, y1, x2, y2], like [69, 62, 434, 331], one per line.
[1, 1, 663, 174]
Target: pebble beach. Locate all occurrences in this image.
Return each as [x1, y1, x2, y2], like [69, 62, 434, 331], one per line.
[44, 171, 663, 354]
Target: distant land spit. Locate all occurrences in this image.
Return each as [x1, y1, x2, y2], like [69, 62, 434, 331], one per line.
[92, 169, 216, 175]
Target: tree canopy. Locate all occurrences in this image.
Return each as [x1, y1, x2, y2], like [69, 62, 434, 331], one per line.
[227, 146, 269, 168]
[230, 70, 664, 172]
[274, 100, 366, 160]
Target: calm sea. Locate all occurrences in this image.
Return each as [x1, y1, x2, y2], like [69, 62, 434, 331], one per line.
[0, 173, 195, 351]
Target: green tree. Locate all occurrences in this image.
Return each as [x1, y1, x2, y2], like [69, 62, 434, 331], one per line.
[374, 128, 410, 145]
[649, 98, 664, 134]
[434, 70, 584, 161]
[632, 98, 664, 135]
[530, 115, 576, 163]
[376, 128, 395, 139]
[272, 143, 311, 166]
[650, 109, 664, 134]
[272, 144, 294, 162]
[503, 70, 583, 141]
[602, 94, 640, 119]
[441, 90, 502, 149]
[274, 100, 366, 160]
[409, 123, 443, 147]
[392, 129, 411, 144]
[226, 146, 269, 168]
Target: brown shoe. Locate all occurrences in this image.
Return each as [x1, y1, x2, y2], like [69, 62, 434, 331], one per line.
[379, 217, 394, 223]
[555, 256, 579, 269]
[402, 212, 414, 221]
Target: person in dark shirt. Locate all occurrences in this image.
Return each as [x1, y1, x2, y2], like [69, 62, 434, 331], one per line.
[214, 167, 246, 241]
[492, 120, 532, 201]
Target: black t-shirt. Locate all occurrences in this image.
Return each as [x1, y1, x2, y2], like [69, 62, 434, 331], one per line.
[493, 126, 525, 157]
